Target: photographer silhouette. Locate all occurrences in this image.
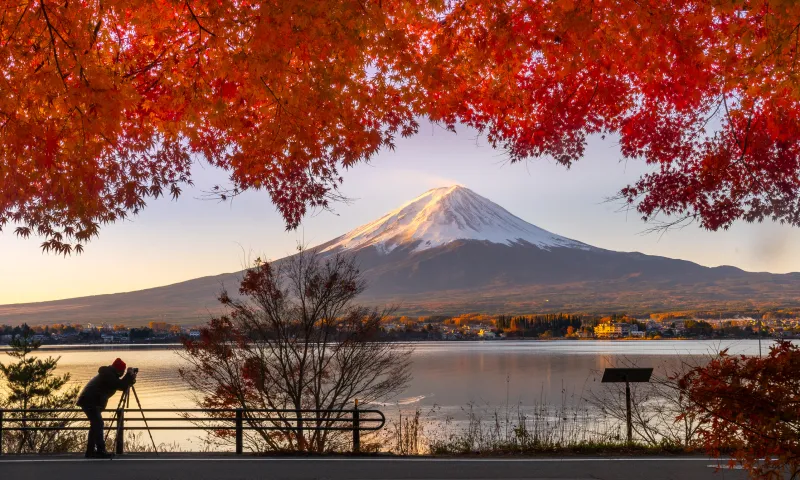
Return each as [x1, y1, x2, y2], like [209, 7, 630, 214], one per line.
[76, 358, 137, 458]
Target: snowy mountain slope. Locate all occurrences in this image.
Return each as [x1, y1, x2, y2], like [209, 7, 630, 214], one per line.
[323, 185, 593, 254]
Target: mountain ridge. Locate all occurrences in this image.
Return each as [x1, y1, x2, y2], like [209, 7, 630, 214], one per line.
[2, 186, 799, 325]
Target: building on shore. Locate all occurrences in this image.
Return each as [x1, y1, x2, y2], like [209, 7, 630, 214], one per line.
[594, 323, 639, 339]
[478, 329, 496, 339]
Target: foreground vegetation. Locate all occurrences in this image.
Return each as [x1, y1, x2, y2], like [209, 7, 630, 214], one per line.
[384, 405, 691, 458]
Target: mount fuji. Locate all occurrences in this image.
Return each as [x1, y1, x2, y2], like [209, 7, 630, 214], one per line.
[321, 185, 592, 254]
[3, 186, 800, 325]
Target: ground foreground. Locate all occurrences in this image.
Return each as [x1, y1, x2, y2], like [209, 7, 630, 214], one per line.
[0, 455, 751, 480]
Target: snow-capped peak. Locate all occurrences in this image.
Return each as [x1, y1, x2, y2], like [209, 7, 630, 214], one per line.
[323, 185, 593, 254]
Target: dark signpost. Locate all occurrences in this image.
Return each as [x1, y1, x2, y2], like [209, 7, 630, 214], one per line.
[601, 368, 653, 444]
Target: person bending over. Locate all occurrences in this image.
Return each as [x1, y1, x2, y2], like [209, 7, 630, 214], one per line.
[76, 358, 137, 458]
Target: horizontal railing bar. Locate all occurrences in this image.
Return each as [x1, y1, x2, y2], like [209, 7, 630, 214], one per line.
[0, 407, 384, 455]
[243, 418, 382, 423]
[0, 417, 382, 423]
[0, 408, 385, 439]
[1, 418, 82, 421]
[0, 408, 384, 414]
[124, 426, 382, 431]
[3, 426, 383, 432]
[1, 418, 380, 426]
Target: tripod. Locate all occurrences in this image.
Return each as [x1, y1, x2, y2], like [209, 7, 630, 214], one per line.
[105, 384, 159, 454]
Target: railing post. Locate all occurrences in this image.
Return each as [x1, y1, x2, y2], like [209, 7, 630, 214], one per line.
[0, 410, 4, 456]
[235, 409, 243, 455]
[352, 400, 360, 453]
[296, 408, 304, 451]
[115, 408, 125, 454]
[625, 379, 632, 444]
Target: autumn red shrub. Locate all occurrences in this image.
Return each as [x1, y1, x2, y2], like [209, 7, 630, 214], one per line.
[679, 341, 800, 479]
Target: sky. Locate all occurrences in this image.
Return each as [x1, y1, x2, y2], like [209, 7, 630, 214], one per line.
[3, 124, 800, 305]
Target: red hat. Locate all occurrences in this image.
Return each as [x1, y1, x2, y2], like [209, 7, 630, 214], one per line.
[112, 358, 126, 373]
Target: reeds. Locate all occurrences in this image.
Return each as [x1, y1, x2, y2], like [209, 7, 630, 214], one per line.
[383, 376, 693, 456]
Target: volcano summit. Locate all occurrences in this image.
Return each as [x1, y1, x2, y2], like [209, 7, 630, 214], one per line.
[322, 185, 591, 253]
[2, 186, 799, 325]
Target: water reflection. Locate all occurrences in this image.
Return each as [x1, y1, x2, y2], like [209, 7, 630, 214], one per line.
[13, 339, 785, 448]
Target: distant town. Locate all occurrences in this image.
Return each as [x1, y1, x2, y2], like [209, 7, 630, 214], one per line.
[1, 311, 799, 345]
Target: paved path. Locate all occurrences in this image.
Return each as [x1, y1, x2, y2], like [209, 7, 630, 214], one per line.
[0, 456, 751, 480]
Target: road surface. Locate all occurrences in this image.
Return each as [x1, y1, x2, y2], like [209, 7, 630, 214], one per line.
[0, 455, 751, 479]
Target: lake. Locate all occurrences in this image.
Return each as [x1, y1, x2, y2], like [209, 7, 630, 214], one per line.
[14, 339, 783, 449]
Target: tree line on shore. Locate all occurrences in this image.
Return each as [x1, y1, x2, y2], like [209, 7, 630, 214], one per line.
[3, 308, 799, 345]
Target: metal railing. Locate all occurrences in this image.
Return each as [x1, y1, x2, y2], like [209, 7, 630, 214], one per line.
[0, 406, 385, 455]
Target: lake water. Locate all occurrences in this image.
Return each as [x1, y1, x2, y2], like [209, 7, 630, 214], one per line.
[14, 339, 784, 449]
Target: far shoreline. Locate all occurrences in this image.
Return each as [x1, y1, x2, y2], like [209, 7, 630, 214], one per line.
[1, 337, 792, 353]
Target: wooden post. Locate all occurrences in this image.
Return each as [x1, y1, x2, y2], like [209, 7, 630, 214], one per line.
[0, 410, 4, 456]
[625, 379, 632, 444]
[235, 409, 243, 455]
[115, 408, 125, 454]
[352, 400, 360, 453]
[296, 408, 304, 451]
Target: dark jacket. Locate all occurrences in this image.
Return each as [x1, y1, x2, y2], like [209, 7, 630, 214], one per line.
[76, 366, 135, 409]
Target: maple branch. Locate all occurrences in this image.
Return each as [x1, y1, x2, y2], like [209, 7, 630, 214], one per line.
[88, 1, 103, 50]
[123, 48, 170, 79]
[794, 24, 799, 71]
[185, 0, 216, 38]
[45, 6, 73, 50]
[749, 21, 800, 73]
[698, 96, 724, 132]
[2, 2, 30, 47]
[640, 214, 695, 237]
[721, 94, 768, 195]
[112, 20, 122, 63]
[260, 76, 303, 124]
[38, 0, 71, 90]
[585, 80, 600, 110]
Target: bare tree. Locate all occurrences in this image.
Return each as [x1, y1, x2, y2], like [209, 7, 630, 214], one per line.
[179, 247, 412, 452]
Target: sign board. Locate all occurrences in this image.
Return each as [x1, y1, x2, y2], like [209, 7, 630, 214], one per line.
[601, 368, 653, 383]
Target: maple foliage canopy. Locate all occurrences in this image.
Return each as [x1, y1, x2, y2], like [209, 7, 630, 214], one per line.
[2, 0, 800, 253]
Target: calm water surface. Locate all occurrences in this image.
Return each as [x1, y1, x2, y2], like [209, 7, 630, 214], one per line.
[25, 339, 779, 408]
[15, 339, 783, 448]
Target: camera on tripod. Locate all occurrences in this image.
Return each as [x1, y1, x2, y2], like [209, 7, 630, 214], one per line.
[107, 366, 158, 453]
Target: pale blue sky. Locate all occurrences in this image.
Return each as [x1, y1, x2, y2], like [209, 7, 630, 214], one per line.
[2, 123, 799, 305]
